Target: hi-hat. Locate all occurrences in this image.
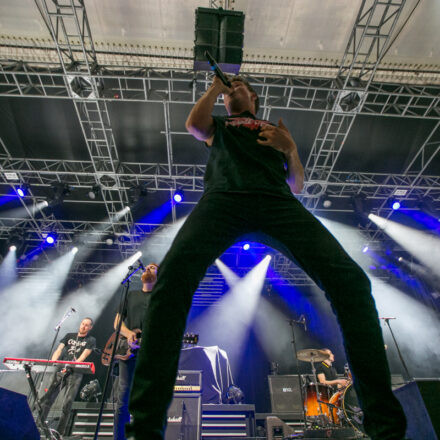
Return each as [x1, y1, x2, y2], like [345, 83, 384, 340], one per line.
[297, 348, 329, 363]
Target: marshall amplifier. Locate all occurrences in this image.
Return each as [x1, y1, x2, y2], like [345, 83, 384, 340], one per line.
[174, 370, 202, 393]
[165, 394, 201, 440]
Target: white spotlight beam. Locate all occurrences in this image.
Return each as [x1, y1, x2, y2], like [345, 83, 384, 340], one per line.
[215, 258, 240, 287]
[368, 213, 440, 276]
[0, 250, 77, 357]
[0, 247, 17, 290]
[192, 255, 271, 372]
[55, 251, 142, 324]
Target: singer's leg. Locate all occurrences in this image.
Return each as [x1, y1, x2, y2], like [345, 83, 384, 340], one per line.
[258, 195, 406, 440]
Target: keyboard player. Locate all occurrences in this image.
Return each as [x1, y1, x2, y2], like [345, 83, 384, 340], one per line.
[38, 317, 96, 436]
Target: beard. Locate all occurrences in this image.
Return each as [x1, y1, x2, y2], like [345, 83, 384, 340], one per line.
[141, 270, 157, 283]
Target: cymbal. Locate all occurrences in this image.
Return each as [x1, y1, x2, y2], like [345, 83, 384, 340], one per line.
[297, 348, 329, 363]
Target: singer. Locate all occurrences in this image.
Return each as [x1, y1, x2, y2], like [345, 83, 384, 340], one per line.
[126, 75, 406, 440]
[38, 317, 95, 436]
[113, 263, 158, 440]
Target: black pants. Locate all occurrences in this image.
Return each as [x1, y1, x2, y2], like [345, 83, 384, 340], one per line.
[114, 357, 137, 440]
[127, 192, 407, 440]
[39, 370, 82, 435]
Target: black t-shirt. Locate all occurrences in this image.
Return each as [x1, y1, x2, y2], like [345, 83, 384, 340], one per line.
[120, 290, 152, 331]
[315, 361, 338, 382]
[204, 112, 293, 198]
[60, 333, 96, 361]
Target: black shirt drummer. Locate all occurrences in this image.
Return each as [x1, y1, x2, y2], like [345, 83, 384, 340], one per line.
[315, 348, 349, 390]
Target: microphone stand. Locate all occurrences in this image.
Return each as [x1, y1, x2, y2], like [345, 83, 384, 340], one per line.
[34, 308, 76, 405]
[93, 262, 143, 440]
[288, 319, 308, 428]
[382, 318, 412, 381]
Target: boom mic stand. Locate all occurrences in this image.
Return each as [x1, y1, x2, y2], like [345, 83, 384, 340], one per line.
[93, 262, 143, 440]
[381, 317, 412, 381]
[288, 317, 308, 428]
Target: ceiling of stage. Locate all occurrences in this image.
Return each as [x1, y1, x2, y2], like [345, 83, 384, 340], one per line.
[0, 0, 439, 298]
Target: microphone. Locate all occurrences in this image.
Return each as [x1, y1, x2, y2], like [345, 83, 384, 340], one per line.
[71, 307, 76, 313]
[379, 317, 396, 320]
[300, 315, 307, 332]
[138, 259, 145, 270]
[205, 50, 232, 88]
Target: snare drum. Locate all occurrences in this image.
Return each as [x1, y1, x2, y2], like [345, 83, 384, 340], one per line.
[304, 383, 332, 418]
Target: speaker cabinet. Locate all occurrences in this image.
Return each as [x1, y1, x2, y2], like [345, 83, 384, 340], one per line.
[268, 375, 303, 415]
[165, 393, 201, 440]
[394, 379, 440, 439]
[0, 388, 39, 440]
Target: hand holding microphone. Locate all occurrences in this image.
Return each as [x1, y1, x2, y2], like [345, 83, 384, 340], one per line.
[205, 50, 232, 88]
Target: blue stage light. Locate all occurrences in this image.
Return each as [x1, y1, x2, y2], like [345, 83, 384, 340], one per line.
[173, 190, 184, 203]
[45, 234, 56, 245]
[392, 201, 401, 210]
[243, 243, 250, 251]
[16, 184, 28, 197]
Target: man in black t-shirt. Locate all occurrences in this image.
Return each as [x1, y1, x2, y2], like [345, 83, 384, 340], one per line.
[113, 263, 158, 440]
[315, 348, 349, 391]
[39, 317, 95, 435]
[126, 76, 407, 440]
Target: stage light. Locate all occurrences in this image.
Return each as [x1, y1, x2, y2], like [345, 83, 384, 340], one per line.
[173, 189, 184, 203]
[49, 182, 71, 207]
[362, 245, 369, 253]
[88, 185, 101, 200]
[128, 183, 148, 204]
[242, 243, 250, 251]
[16, 185, 28, 197]
[392, 201, 401, 211]
[72, 247, 78, 254]
[45, 234, 57, 245]
[9, 245, 17, 252]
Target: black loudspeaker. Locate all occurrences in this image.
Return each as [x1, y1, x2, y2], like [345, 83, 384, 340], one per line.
[165, 393, 201, 440]
[393, 379, 440, 440]
[0, 388, 39, 440]
[194, 7, 245, 74]
[268, 375, 303, 414]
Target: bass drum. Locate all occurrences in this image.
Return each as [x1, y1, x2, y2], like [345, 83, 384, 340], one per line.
[329, 384, 365, 433]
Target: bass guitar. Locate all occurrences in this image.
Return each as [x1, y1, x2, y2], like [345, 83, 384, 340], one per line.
[101, 330, 199, 366]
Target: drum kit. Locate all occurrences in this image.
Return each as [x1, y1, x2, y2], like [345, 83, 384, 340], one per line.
[297, 348, 365, 435]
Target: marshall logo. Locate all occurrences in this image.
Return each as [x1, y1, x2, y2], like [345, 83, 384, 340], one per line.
[282, 387, 293, 393]
[167, 416, 182, 423]
[176, 375, 186, 381]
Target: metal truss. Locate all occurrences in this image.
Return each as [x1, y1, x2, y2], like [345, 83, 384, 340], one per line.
[302, 0, 407, 210]
[1, 65, 439, 120]
[34, 0, 135, 256]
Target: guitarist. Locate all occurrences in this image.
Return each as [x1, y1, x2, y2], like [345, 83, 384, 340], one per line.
[113, 262, 159, 440]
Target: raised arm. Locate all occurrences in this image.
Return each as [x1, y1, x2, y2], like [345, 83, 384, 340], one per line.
[185, 76, 231, 144]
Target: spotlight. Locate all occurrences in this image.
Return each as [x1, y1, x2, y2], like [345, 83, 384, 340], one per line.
[323, 198, 332, 208]
[9, 245, 17, 251]
[88, 185, 101, 200]
[104, 234, 116, 246]
[80, 379, 102, 402]
[226, 385, 245, 404]
[242, 243, 250, 251]
[392, 201, 401, 211]
[362, 245, 369, 253]
[128, 183, 148, 204]
[339, 91, 361, 112]
[398, 256, 403, 262]
[49, 182, 71, 207]
[173, 189, 184, 203]
[16, 184, 29, 198]
[72, 247, 78, 254]
[45, 233, 57, 245]
[7, 232, 24, 252]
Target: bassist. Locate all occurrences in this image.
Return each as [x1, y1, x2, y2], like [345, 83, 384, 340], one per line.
[113, 263, 159, 440]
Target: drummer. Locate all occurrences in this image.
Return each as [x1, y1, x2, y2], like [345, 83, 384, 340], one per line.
[316, 348, 349, 390]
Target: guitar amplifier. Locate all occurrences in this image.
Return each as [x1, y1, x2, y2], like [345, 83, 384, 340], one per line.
[174, 370, 202, 393]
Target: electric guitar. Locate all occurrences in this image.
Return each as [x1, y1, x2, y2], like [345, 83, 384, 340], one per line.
[101, 330, 199, 366]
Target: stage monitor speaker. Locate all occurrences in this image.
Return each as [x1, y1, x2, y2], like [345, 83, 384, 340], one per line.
[268, 375, 303, 414]
[266, 416, 295, 440]
[393, 379, 440, 439]
[194, 7, 244, 74]
[0, 387, 39, 440]
[165, 393, 201, 440]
